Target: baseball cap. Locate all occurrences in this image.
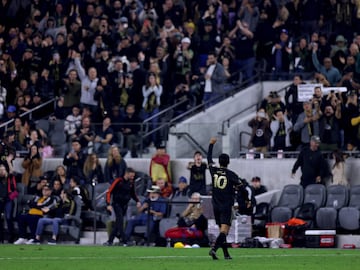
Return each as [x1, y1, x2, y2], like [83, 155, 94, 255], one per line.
[120, 17, 128, 24]
[146, 185, 161, 193]
[179, 176, 187, 184]
[181, 37, 191, 44]
[7, 105, 16, 113]
[310, 135, 321, 144]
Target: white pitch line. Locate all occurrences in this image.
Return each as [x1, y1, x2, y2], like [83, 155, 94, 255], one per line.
[0, 253, 359, 261]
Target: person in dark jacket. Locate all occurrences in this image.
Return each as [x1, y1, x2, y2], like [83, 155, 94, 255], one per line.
[103, 167, 140, 246]
[291, 135, 330, 188]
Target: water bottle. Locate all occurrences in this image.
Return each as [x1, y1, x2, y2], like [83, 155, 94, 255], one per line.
[166, 238, 171, 248]
[277, 149, 283, 159]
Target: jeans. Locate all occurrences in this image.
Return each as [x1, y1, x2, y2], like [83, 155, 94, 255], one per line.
[124, 213, 155, 242]
[36, 217, 65, 237]
[17, 214, 42, 239]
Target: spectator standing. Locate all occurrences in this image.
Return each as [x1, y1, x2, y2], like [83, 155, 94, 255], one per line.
[285, 74, 305, 123]
[187, 151, 207, 196]
[141, 72, 163, 146]
[121, 104, 142, 158]
[104, 145, 127, 184]
[21, 144, 43, 190]
[207, 137, 245, 260]
[319, 103, 342, 152]
[64, 105, 82, 143]
[291, 135, 330, 188]
[83, 153, 104, 185]
[270, 109, 293, 152]
[150, 145, 172, 184]
[203, 52, 226, 107]
[248, 108, 271, 154]
[293, 99, 321, 148]
[312, 43, 341, 86]
[0, 157, 16, 243]
[331, 149, 348, 186]
[71, 52, 99, 115]
[104, 167, 140, 246]
[63, 138, 87, 184]
[61, 69, 81, 115]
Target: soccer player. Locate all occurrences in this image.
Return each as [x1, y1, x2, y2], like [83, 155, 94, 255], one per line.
[207, 137, 245, 260]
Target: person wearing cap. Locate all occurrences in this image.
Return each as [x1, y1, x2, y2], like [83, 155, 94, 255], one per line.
[103, 167, 140, 246]
[271, 28, 292, 80]
[14, 183, 57, 245]
[172, 176, 190, 198]
[293, 98, 321, 147]
[123, 185, 167, 246]
[173, 36, 193, 84]
[291, 135, 330, 188]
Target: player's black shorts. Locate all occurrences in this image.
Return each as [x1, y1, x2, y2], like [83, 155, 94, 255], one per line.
[213, 206, 232, 226]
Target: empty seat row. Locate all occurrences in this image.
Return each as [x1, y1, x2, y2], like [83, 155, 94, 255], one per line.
[271, 184, 360, 231]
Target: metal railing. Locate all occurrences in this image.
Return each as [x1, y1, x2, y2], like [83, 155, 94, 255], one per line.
[0, 98, 57, 130]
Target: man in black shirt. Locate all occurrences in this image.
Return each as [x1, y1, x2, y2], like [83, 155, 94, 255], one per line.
[291, 135, 330, 188]
[207, 137, 244, 260]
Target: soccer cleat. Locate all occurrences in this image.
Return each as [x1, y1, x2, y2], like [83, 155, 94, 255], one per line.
[224, 255, 232, 260]
[209, 249, 219, 260]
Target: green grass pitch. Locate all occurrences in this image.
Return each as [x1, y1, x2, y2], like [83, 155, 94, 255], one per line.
[0, 245, 359, 270]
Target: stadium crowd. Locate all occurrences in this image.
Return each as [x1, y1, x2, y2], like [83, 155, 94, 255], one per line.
[1, 0, 360, 245]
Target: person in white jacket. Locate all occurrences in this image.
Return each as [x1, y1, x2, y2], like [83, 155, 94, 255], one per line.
[68, 52, 99, 114]
[270, 109, 293, 152]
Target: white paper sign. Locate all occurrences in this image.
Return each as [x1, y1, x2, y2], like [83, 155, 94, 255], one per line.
[297, 84, 323, 102]
[322, 87, 347, 95]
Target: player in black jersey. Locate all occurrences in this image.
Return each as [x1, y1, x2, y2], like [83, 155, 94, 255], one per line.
[207, 137, 244, 260]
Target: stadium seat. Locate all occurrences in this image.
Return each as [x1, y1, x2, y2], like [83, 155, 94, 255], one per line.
[338, 185, 360, 231]
[316, 185, 349, 229]
[301, 184, 326, 210]
[270, 185, 303, 223]
[81, 182, 110, 227]
[168, 195, 188, 218]
[133, 171, 152, 197]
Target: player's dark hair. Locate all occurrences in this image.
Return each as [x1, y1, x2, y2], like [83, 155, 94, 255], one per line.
[219, 153, 229, 167]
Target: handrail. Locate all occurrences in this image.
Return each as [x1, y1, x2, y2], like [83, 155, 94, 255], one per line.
[0, 97, 57, 130]
[168, 131, 208, 154]
[218, 104, 258, 135]
[239, 131, 252, 152]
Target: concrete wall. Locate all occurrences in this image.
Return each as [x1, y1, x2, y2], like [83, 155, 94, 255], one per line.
[13, 157, 360, 190]
[167, 81, 292, 158]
